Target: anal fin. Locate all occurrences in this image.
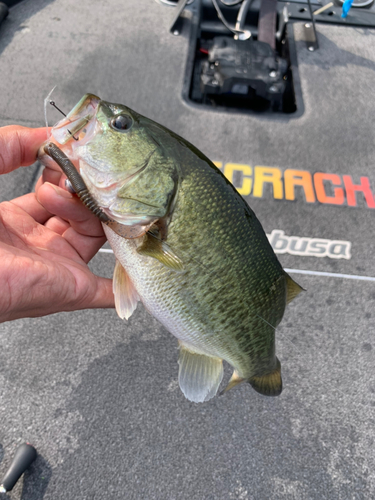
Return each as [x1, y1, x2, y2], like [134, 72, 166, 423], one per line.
[113, 260, 139, 320]
[249, 357, 282, 397]
[178, 343, 223, 403]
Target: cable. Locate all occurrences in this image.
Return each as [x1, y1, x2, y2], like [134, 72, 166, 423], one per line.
[219, 0, 243, 5]
[235, 0, 253, 33]
[212, 0, 238, 35]
[212, 0, 251, 38]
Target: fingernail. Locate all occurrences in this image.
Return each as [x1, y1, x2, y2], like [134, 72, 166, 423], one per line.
[45, 182, 73, 199]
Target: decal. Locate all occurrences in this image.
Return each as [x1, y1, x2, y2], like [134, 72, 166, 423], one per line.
[267, 230, 352, 260]
[214, 162, 375, 209]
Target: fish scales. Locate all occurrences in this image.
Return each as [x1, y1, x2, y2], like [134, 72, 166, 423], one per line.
[39, 94, 302, 402]
[104, 135, 285, 378]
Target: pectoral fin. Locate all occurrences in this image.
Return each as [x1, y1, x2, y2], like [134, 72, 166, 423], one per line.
[113, 260, 139, 320]
[285, 273, 304, 305]
[178, 343, 224, 403]
[137, 232, 184, 271]
[249, 357, 282, 397]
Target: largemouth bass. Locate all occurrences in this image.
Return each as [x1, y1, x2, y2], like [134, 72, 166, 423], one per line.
[39, 94, 302, 403]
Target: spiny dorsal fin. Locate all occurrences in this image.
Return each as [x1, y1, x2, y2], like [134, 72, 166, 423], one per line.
[285, 273, 304, 305]
[137, 232, 184, 271]
[220, 370, 245, 396]
[178, 343, 223, 403]
[113, 260, 139, 320]
[249, 357, 282, 397]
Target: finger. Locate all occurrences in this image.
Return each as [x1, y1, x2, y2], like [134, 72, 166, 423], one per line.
[44, 216, 71, 235]
[37, 182, 104, 237]
[9, 192, 52, 225]
[0, 125, 50, 175]
[34, 169, 64, 194]
[35, 175, 43, 192]
[56, 263, 114, 310]
[63, 226, 107, 262]
[87, 276, 114, 309]
[42, 165, 64, 186]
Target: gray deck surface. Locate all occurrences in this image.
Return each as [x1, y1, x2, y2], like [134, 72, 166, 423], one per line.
[0, 1, 374, 499]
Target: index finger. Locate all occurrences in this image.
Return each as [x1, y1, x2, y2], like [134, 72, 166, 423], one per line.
[0, 125, 49, 175]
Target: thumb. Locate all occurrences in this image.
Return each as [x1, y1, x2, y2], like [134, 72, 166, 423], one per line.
[0, 125, 49, 175]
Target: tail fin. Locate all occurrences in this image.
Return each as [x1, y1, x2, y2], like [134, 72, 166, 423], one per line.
[249, 357, 282, 397]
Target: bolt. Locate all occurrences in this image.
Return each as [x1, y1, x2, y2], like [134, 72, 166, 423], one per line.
[238, 31, 251, 41]
[269, 85, 278, 93]
[173, 30, 179, 36]
[305, 23, 311, 28]
[308, 46, 315, 52]
[269, 71, 277, 78]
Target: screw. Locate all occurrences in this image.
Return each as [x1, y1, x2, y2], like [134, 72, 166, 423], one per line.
[173, 30, 179, 36]
[305, 23, 311, 28]
[269, 71, 277, 78]
[308, 46, 315, 52]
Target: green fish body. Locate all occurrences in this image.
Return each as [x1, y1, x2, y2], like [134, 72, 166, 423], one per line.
[40, 94, 302, 402]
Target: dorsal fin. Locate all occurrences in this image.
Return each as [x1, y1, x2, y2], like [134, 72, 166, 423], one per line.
[178, 343, 223, 403]
[285, 273, 304, 305]
[113, 260, 139, 320]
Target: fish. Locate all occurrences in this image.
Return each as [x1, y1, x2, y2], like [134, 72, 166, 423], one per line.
[39, 93, 303, 403]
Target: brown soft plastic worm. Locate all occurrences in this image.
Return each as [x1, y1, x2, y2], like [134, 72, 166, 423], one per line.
[44, 142, 111, 222]
[43, 142, 151, 239]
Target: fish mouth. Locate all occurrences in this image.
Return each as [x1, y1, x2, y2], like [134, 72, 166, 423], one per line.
[40, 94, 158, 227]
[50, 93, 101, 147]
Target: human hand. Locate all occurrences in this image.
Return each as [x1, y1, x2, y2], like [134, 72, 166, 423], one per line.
[0, 125, 114, 323]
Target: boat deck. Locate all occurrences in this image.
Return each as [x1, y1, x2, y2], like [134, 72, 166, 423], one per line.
[0, 1, 374, 498]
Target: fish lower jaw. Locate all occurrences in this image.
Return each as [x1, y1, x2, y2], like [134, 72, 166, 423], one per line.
[103, 208, 156, 226]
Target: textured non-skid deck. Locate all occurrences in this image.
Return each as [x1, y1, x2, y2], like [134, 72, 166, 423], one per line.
[0, 1, 374, 498]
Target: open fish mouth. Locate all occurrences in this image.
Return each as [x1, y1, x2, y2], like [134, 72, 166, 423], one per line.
[51, 93, 101, 147]
[41, 94, 160, 230]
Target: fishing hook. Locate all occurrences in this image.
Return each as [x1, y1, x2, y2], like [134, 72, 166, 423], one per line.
[49, 100, 79, 141]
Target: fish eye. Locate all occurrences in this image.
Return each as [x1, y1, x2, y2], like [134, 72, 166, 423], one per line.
[110, 114, 133, 132]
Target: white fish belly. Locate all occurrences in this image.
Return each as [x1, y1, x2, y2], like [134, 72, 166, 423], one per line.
[104, 226, 222, 357]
